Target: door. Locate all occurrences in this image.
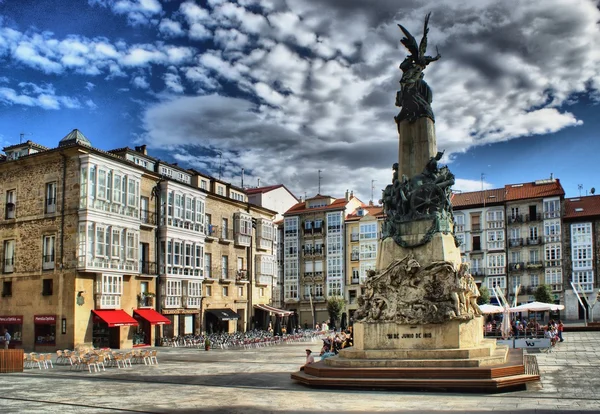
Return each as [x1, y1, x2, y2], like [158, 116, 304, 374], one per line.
[140, 242, 150, 274]
[184, 315, 193, 334]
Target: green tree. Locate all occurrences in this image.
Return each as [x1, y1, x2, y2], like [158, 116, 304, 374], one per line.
[534, 284, 554, 303]
[326, 296, 346, 328]
[477, 286, 491, 305]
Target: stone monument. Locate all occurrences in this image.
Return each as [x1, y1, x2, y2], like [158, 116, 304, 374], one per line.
[292, 14, 540, 391]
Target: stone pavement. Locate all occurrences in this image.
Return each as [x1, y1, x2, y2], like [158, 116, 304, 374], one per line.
[1, 332, 600, 413]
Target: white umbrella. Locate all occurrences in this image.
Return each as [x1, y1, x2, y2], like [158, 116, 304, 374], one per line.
[509, 301, 565, 312]
[500, 309, 512, 338]
[479, 304, 505, 314]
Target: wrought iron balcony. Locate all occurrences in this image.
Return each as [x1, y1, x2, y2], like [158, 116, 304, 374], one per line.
[351, 253, 360, 261]
[525, 261, 543, 269]
[140, 261, 158, 275]
[508, 238, 523, 247]
[508, 262, 525, 272]
[140, 210, 157, 225]
[508, 215, 523, 224]
[526, 237, 541, 245]
[525, 213, 542, 222]
[350, 233, 359, 242]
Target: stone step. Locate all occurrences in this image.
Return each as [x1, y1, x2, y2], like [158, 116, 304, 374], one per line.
[338, 342, 501, 360]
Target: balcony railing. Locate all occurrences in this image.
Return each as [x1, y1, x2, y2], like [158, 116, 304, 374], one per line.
[454, 224, 465, 232]
[220, 229, 234, 242]
[551, 284, 563, 292]
[236, 269, 248, 281]
[471, 224, 481, 232]
[543, 211, 561, 219]
[508, 262, 525, 272]
[140, 210, 157, 226]
[45, 199, 57, 214]
[140, 261, 158, 275]
[351, 253, 359, 261]
[234, 232, 252, 247]
[351, 233, 359, 242]
[351, 277, 360, 284]
[524, 213, 542, 222]
[508, 215, 523, 224]
[42, 255, 55, 270]
[206, 225, 219, 238]
[525, 261, 543, 269]
[508, 238, 523, 247]
[313, 226, 323, 233]
[327, 225, 342, 233]
[471, 268, 485, 277]
[303, 248, 323, 256]
[3, 257, 15, 273]
[138, 294, 155, 308]
[526, 237, 541, 245]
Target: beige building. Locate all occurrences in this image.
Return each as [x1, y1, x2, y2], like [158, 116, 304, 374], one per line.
[282, 193, 363, 328]
[0, 130, 279, 350]
[344, 205, 384, 319]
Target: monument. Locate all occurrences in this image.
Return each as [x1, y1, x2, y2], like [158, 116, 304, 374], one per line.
[292, 14, 540, 391]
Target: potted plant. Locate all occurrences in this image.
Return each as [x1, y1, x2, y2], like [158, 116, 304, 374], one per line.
[204, 337, 210, 351]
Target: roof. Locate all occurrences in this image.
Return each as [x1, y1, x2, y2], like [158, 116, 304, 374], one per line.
[245, 184, 283, 194]
[451, 188, 505, 209]
[3, 140, 49, 152]
[564, 195, 600, 220]
[346, 205, 385, 221]
[285, 197, 349, 215]
[59, 129, 91, 147]
[504, 179, 564, 201]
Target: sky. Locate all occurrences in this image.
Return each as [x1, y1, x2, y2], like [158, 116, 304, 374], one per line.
[0, 0, 599, 203]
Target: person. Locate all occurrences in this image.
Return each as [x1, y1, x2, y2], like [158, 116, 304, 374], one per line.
[558, 320, 564, 342]
[2, 329, 10, 349]
[300, 349, 315, 371]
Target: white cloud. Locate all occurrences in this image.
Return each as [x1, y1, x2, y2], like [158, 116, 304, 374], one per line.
[453, 179, 493, 193]
[159, 19, 184, 37]
[132, 75, 149, 89]
[0, 86, 81, 110]
[164, 69, 184, 94]
[89, 0, 162, 26]
[85, 82, 95, 91]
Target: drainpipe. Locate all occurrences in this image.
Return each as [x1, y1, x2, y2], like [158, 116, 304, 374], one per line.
[153, 180, 162, 345]
[59, 152, 68, 346]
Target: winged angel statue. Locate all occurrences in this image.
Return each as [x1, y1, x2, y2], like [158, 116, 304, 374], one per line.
[395, 13, 441, 123]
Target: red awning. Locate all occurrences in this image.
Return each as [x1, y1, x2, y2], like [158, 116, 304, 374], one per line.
[133, 309, 171, 325]
[92, 310, 138, 327]
[254, 304, 293, 316]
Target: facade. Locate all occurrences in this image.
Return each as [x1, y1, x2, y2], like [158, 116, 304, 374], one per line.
[282, 193, 363, 327]
[344, 205, 384, 319]
[452, 177, 566, 311]
[562, 195, 600, 320]
[0, 131, 278, 350]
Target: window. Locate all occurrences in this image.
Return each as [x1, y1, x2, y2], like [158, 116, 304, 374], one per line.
[98, 170, 107, 200]
[45, 182, 57, 214]
[128, 178, 137, 207]
[543, 199, 560, 218]
[217, 186, 224, 196]
[205, 285, 212, 296]
[42, 235, 55, 270]
[195, 245, 202, 271]
[113, 174, 122, 203]
[173, 242, 182, 266]
[544, 220, 561, 242]
[126, 231, 137, 261]
[111, 228, 121, 258]
[238, 286, 244, 297]
[545, 244, 561, 267]
[200, 180, 207, 190]
[102, 274, 123, 295]
[2, 280, 12, 297]
[571, 223, 592, 270]
[572, 270, 594, 292]
[185, 243, 192, 267]
[221, 218, 229, 239]
[4, 240, 15, 273]
[487, 230, 504, 250]
[486, 210, 503, 228]
[327, 280, 342, 296]
[204, 253, 212, 278]
[5, 189, 16, 219]
[359, 241, 377, 260]
[352, 268, 359, 282]
[42, 279, 53, 296]
[486, 276, 506, 289]
[528, 226, 538, 240]
[314, 284, 323, 297]
[359, 223, 377, 240]
[314, 219, 323, 230]
[185, 197, 193, 221]
[454, 214, 465, 232]
[304, 220, 312, 230]
[545, 268, 562, 290]
[222, 286, 229, 296]
[486, 254, 505, 275]
[259, 287, 265, 297]
[530, 274, 539, 288]
[221, 255, 229, 278]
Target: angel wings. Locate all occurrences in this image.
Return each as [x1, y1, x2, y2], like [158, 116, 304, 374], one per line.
[397, 12, 441, 68]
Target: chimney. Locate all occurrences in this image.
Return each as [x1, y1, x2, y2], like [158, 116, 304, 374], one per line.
[350, 190, 354, 198]
[257, 178, 261, 187]
[369, 200, 373, 206]
[345, 189, 349, 201]
[550, 173, 554, 180]
[134, 145, 147, 155]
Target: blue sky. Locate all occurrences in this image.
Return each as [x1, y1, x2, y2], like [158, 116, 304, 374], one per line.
[0, 0, 599, 201]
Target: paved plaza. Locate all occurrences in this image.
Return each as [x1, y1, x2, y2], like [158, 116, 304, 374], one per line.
[1, 332, 600, 413]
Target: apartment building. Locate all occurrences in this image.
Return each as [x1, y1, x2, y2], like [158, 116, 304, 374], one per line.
[344, 205, 384, 319]
[452, 177, 565, 308]
[562, 195, 600, 320]
[0, 130, 279, 349]
[282, 192, 363, 327]
[247, 185, 299, 310]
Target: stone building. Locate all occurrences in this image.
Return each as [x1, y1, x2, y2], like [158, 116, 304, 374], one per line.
[344, 205, 384, 320]
[0, 130, 279, 349]
[562, 195, 600, 320]
[282, 192, 363, 327]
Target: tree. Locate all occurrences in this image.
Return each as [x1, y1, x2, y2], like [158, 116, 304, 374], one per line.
[326, 296, 346, 329]
[534, 284, 554, 303]
[477, 286, 491, 305]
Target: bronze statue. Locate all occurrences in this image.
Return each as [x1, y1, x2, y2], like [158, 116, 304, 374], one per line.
[395, 13, 441, 123]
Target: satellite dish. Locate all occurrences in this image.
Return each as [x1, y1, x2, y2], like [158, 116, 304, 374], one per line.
[591, 187, 596, 195]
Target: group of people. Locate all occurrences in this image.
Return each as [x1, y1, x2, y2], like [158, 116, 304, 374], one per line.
[484, 317, 565, 341]
[301, 326, 353, 370]
[544, 319, 564, 346]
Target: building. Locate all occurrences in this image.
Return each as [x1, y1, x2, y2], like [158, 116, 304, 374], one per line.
[344, 205, 384, 319]
[282, 192, 363, 327]
[247, 185, 299, 311]
[0, 130, 278, 350]
[452, 177, 566, 310]
[562, 195, 600, 320]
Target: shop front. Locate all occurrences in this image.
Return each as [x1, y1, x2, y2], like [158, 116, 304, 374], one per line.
[133, 309, 171, 346]
[0, 315, 22, 348]
[162, 309, 200, 337]
[204, 308, 239, 333]
[33, 315, 56, 349]
[253, 304, 293, 333]
[91, 310, 138, 349]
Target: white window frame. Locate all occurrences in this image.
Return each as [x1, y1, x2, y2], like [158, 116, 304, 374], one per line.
[42, 235, 55, 270]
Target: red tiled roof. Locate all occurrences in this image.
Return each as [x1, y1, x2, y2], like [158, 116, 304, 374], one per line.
[285, 197, 349, 215]
[564, 195, 600, 219]
[245, 184, 283, 194]
[451, 188, 505, 209]
[504, 179, 564, 201]
[346, 205, 384, 221]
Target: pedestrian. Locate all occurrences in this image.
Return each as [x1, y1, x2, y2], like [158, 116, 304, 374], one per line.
[558, 320, 564, 342]
[300, 349, 315, 371]
[2, 329, 10, 349]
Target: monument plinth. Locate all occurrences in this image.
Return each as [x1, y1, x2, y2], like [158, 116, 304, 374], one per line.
[292, 13, 540, 392]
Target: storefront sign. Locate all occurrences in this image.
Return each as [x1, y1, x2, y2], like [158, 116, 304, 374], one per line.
[162, 309, 199, 315]
[0, 315, 23, 324]
[34, 315, 56, 324]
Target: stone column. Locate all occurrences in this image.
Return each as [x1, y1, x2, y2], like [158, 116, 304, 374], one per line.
[397, 117, 437, 179]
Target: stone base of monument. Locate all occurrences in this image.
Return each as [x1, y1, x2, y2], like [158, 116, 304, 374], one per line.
[291, 318, 540, 392]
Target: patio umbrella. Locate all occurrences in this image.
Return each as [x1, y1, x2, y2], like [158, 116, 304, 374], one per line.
[509, 301, 565, 312]
[340, 312, 348, 331]
[500, 308, 512, 339]
[479, 304, 505, 314]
